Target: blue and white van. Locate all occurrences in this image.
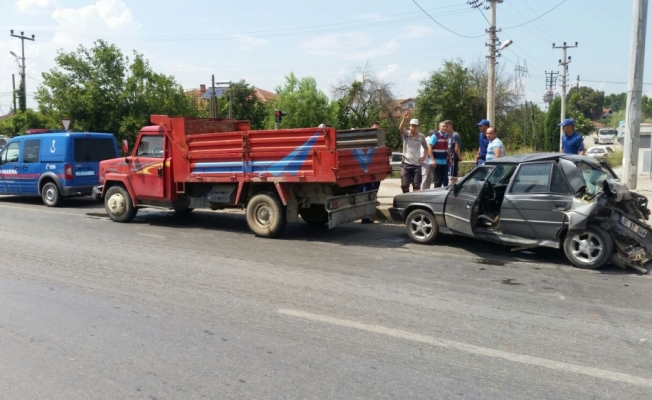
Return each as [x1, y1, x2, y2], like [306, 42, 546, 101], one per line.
[0, 131, 120, 206]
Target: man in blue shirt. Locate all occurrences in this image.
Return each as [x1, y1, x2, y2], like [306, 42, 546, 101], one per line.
[475, 119, 490, 165]
[559, 118, 585, 155]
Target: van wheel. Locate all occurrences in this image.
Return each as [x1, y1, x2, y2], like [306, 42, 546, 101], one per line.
[299, 204, 329, 227]
[42, 182, 62, 207]
[563, 225, 613, 269]
[105, 186, 138, 222]
[246, 192, 286, 238]
[405, 208, 438, 244]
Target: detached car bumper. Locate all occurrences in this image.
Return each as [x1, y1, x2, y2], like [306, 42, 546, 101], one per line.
[91, 185, 103, 201]
[388, 207, 404, 223]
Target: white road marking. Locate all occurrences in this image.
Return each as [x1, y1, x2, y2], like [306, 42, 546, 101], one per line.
[278, 308, 652, 388]
[137, 232, 166, 239]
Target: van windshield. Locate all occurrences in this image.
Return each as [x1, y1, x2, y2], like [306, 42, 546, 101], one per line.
[74, 138, 116, 162]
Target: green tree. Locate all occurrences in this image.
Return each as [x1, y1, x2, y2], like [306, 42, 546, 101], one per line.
[17, 80, 26, 112]
[543, 96, 562, 152]
[215, 80, 268, 129]
[269, 72, 333, 129]
[567, 86, 604, 121]
[604, 92, 626, 112]
[0, 110, 58, 137]
[36, 40, 198, 144]
[416, 60, 484, 148]
[331, 65, 396, 129]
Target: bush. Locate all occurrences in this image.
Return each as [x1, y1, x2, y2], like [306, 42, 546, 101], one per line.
[605, 149, 623, 169]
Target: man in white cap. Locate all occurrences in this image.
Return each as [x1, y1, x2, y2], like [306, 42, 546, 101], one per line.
[398, 110, 434, 192]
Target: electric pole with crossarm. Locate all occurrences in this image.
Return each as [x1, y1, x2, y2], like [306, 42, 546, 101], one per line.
[10, 30, 35, 112]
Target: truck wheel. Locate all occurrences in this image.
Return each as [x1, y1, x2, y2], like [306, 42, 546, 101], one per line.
[405, 208, 438, 244]
[563, 225, 613, 269]
[41, 182, 62, 207]
[246, 192, 286, 238]
[299, 204, 329, 227]
[105, 185, 138, 223]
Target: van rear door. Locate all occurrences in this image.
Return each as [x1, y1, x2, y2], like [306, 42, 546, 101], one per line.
[72, 137, 118, 186]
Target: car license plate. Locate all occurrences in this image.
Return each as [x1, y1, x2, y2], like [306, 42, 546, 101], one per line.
[620, 216, 648, 238]
[75, 170, 95, 176]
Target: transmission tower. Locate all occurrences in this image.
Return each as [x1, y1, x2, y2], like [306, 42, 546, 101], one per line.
[543, 71, 559, 108]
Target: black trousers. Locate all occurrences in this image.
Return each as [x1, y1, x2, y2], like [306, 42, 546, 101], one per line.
[433, 164, 448, 188]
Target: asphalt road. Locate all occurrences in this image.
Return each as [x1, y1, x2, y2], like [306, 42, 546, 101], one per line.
[0, 196, 651, 399]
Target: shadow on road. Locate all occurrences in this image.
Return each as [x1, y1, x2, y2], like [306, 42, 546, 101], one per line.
[112, 208, 645, 273]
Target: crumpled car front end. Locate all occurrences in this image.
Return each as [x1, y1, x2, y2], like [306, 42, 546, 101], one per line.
[575, 179, 652, 273]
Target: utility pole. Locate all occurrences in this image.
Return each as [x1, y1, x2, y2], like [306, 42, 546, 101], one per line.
[553, 41, 578, 148]
[11, 74, 16, 113]
[210, 74, 216, 118]
[623, 0, 648, 189]
[469, 0, 504, 126]
[10, 30, 35, 111]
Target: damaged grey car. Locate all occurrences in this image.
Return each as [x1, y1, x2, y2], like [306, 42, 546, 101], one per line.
[389, 154, 651, 273]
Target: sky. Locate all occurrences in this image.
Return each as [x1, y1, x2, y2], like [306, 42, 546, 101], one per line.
[0, 0, 651, 115]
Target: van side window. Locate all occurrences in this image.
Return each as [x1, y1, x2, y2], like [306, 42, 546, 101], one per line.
[137, 136, 164, 158]
[1, 142, 20, 165]
[23, 139, 41, 163]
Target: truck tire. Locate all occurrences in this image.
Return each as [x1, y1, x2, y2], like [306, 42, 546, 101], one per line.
[246, 192, 286, 238]
[41, 182, 62, 207]
[405, 208, 438, 244]
[299, 204, 329, 227]
[563, 225, 613, 269]
[105, 185, 138, 223]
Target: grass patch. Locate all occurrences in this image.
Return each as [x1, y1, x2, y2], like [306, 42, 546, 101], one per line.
[605, 149, 623, 169]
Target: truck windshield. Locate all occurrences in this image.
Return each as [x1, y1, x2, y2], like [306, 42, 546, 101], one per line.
[599, 130, 616, 136]
[74, 138, 117, 162]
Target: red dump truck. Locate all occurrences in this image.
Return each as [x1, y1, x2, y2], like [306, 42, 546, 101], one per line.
[92, 115, 392, 237]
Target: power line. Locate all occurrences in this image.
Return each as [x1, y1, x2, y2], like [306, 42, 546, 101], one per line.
[411, 0, 484, 38]
[519, 0, 564, 41]
[503, 0, 568, 29]
[582, 79, 652, 85]
[504, 1, 564, 43]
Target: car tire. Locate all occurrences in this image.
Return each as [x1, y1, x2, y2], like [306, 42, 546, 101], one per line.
[246, 192, 287, 238]
[41, 182, 62, 207]
[105, 185, 138, 223]
[299, 204, 329, 227]
[563, 225, 613, 269]
[405, 208, 438, 244]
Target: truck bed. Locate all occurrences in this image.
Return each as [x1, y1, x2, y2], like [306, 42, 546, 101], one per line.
[154, 116, 391, 188]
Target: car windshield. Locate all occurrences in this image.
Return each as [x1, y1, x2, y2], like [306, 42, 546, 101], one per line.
[579, 162, 612, 196]
[588, 148, 605, 153]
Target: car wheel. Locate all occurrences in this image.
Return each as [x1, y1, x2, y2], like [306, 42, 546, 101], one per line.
[105, 185, 138, 222]
[41, 182, 62, 207]
[563, 225, 613, 269]
[246, 192, 287, 238]
[405, 208, 438, 244]
[299, 204, 329, 227]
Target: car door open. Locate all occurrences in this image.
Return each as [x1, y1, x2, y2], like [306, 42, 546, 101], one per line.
[444, 166, 493, 236]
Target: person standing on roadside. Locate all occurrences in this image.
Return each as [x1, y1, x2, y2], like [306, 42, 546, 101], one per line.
[445, 120, 463, 183]
[428, 122, 451, 188]
[485, 127, 505, 161]
[559, 118, 585, 155]
[398, 110, 434, 192]
[420, 129, 439, 190]
[475, 119, 490, 166]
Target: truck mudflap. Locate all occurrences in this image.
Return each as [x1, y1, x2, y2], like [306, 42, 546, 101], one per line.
[325, 190, 378, 229]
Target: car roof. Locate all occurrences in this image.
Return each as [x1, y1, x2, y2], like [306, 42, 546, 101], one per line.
[484, 152, 602, 168]
[12, 132, 115, 140]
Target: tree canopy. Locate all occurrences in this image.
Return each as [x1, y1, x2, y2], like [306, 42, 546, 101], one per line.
[36, 40, 198, 143]
[270, 72, 333, 129]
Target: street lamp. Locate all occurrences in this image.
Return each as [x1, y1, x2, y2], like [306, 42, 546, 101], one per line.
[499, 39, 513, 51]
[9, 51, 21, 68]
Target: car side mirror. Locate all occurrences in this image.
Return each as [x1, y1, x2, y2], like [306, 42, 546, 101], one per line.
[125, 157, 131, 164]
